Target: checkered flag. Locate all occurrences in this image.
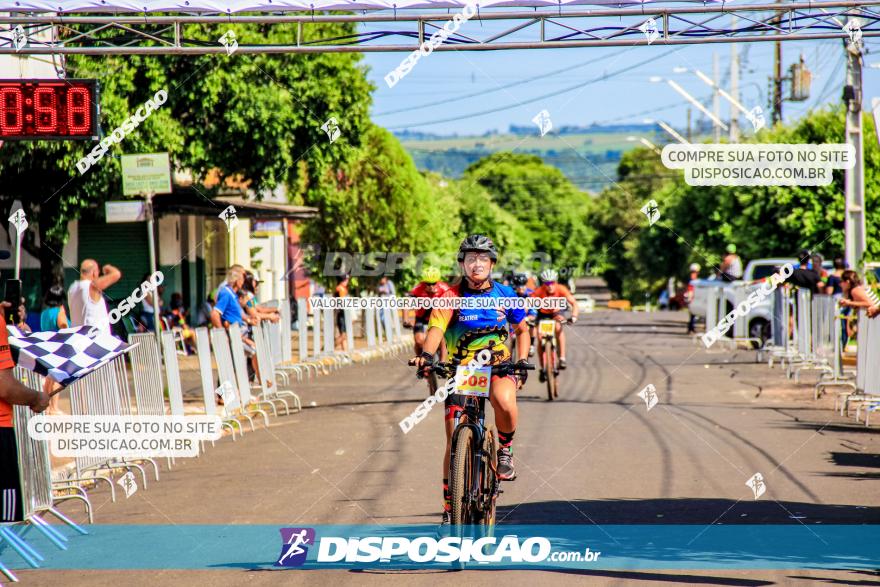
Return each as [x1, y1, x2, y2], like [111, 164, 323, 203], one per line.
[6, 326, 134, 386]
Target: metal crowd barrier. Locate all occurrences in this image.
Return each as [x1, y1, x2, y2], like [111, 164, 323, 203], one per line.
[64, 355, 154, 499]
[766, 287, 797, 366]
[209, 327, 259, 432]
[194, 327, 239, 440]
[227, 323, 273, 424]
[128, 333, 166, 417]
[815, 307, 856, 399]
[252, 323, 300, 414]
[840, 309, 880, 421]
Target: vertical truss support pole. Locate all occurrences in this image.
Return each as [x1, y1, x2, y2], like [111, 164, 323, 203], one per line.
[844, 40, 866, 271]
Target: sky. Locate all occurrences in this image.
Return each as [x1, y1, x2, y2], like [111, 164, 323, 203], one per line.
[361, 16, 880, 138]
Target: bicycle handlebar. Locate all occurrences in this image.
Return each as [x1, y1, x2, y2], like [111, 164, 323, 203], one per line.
[419, 361, 535, 379]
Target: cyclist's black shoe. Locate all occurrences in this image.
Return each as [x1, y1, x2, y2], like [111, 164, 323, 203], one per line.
[497, 447, 516, 481]
[539, 370, 546, 383]
[441, 510, 451, 526]
[559, 358, 567, 370]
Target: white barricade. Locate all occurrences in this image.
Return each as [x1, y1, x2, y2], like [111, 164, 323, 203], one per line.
[227, 323, 271, 426]
[195, 327, 239, 440]
[210, 327, 256, 433]
[128, 333, 166, 416]
[161, 332, 186, 418]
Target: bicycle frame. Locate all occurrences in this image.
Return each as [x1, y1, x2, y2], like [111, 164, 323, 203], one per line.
[449, 394, 492, 521]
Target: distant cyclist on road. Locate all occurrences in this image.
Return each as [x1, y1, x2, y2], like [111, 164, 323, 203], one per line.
[530, 269, 579, 374]
[411, 235, 531, 525]
[403, 266, 450, 364]
[512, 273, 537, 356]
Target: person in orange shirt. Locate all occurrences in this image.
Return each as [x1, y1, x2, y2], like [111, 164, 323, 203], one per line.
[530, 269, 579, 372]
[0, 311, 51, 522]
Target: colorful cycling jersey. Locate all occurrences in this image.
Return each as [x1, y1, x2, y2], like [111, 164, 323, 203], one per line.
[515, 287, 537, 318]
[428, 281, 526, 365]
[408, 281, 451, 321]
[531, 283, 575, 316]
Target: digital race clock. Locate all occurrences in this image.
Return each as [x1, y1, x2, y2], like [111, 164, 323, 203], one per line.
[0, 79, 99, 140]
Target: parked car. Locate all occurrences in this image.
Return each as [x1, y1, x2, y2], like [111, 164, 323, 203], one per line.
[690, 258, 796, 344]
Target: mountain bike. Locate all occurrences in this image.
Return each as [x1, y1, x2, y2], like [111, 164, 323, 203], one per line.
[537, 316, 574, 401]
[422, 361, 534, 526]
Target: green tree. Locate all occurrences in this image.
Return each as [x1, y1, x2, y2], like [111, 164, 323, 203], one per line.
[462, 153, 594, 275]
[0, 20, 374, 293]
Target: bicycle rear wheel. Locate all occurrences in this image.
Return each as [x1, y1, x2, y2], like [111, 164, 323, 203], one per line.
[544, 340, 556, 401]
[479, 426, 498, 528]
[450, 427, 475, 525]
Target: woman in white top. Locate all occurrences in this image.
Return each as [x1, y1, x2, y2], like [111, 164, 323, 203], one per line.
[67, 259, 122, 335]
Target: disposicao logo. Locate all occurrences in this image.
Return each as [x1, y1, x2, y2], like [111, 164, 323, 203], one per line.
[276, 527, 315, 567]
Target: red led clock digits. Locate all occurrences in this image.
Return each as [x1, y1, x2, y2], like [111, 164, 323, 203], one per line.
[34, 87, 57, 133]
[0, 87, 24, 134]
[0, 80, 96, 139]
[67, 87, 90, 134]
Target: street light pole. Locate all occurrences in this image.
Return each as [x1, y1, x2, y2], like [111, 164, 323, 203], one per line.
[655, 77, 729, 132]
[844, 40, 866, 270]
[145, 192, 163, 357]
[644, 119, 689, 144]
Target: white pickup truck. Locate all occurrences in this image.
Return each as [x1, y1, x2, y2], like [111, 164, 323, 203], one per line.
[690, 258, 796, 343]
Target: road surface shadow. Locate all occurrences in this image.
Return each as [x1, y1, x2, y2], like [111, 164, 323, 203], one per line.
[494, 498, 880, 524]
[352, 567, 774, 585]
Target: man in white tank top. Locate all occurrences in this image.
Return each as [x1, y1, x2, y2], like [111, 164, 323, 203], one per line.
[67, 259, 122, 335]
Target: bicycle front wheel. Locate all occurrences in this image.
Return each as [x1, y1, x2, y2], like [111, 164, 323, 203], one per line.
[450, 427, 475, 525]
[544, 340, 556, 401]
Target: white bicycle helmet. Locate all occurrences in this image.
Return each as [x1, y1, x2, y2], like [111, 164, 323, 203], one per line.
[540, 268, 559, 283]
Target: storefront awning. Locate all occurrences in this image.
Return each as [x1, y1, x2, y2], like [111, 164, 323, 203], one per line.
[152, 190, 318, 220]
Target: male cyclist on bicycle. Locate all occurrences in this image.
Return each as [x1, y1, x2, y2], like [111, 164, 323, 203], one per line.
[412, 235, 531, 524]
[403, 266, 450, 368]
[403, 266, 449, 361]
[511, 273, 537, 357]
[530, 269, 579, 375]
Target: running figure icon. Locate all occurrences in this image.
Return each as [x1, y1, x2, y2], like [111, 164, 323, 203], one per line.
[277, 528, 313, 566]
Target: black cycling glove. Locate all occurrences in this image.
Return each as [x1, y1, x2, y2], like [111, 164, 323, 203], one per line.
[515, 359, 531, 385]
[417, 351, 434, 379]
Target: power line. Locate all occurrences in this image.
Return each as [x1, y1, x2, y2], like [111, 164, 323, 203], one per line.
[374, 47, 636, 117]
[387, 46, 686, 130]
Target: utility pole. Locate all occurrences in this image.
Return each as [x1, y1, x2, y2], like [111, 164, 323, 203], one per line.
[844, 39, 866, 270]
[730, 37, 740, 142]
[687, 107, 692, 142]
[713, 53, 721, 142]
[772, 0, 783, 124]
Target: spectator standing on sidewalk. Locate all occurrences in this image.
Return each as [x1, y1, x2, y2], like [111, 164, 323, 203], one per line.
[719, 245, 743, 282]
[334, 275, 350, 350]
[40, 285, 69, 332]
[685, 263, 701, 334]
[839, 270, 877, 341]
[786, 249, 825, 294]
[68, 259, 121, 335]
[825, 257, 846, 296]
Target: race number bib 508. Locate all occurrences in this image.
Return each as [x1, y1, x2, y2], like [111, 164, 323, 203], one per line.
[454, 366, 492, 397]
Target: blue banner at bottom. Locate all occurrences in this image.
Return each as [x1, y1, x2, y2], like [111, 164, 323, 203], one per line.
[2, 524, 878, 570]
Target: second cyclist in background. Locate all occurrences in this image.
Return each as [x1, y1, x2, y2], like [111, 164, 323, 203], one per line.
[512, 273, 537, 357]
[530, 269, 579, 372]
[404, 266, 450, 368]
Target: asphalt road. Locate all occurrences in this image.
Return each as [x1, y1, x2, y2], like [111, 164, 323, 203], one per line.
[16, 310, 880, 586]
